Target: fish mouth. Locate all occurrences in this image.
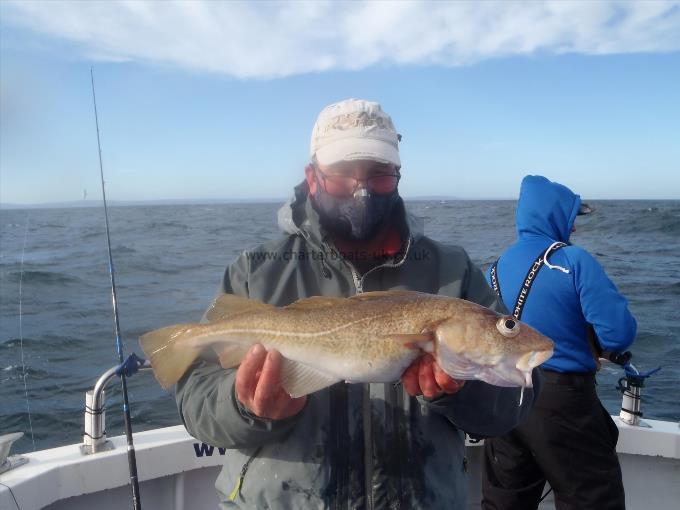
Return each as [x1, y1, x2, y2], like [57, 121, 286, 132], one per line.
[504, 349, 553, 387]
[515, 349, 553, 372]
[477, 363, 536, 388]
[500, 367, 535, 388]
[438, 349, 554, 388]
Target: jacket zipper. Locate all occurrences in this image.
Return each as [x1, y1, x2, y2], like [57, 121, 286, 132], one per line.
[363, 384, 374, 510]
[227, 446, 262, 502]
[350, 235, 413, 295]
[347, 236, 412, 510]
[317, 235, 414, 509]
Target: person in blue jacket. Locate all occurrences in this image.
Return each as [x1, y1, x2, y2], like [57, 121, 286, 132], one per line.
[481, 175, 636, 510]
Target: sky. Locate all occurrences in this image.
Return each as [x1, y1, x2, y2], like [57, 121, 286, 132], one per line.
[1, 0, 679, 204]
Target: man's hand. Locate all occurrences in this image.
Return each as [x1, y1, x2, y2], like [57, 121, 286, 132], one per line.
[227, 344, 307, 421]
[401, 354, 465, 398]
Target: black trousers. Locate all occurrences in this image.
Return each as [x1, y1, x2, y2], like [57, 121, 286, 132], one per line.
[481, 371, 625, 510]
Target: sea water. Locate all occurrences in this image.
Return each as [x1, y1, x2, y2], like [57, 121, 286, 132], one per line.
[1, 200, 678, 454]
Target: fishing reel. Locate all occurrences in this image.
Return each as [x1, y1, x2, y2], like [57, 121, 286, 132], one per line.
[616, 360, 661, 427]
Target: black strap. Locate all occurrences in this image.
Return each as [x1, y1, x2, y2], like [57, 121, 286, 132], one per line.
[492, 242, 566, 320]
[490, 260, 502, 301]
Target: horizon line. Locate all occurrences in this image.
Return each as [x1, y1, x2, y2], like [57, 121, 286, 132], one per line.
[2, 196, 678, 210]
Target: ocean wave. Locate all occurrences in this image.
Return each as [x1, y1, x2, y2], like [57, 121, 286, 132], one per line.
[629, 209, 680, 234]
[4, 270, 83, 285]
[148, 221, 189, 231]
[667, 281, 680, 295]
[113, 245, 137, 254]
[0, 410, 81, 448]
[81, 230, 105, 240]
[1, 335, 88, 350]
[0, 364, 50, 381]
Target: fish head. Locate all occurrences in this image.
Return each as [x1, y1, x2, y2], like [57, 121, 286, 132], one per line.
[433, 307, 554, 388]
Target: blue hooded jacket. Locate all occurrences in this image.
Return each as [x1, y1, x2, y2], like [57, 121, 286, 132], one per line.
[487, 175, 636, 373]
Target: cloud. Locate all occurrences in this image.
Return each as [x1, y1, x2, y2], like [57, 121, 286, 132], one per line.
[2, 0, 679, 78]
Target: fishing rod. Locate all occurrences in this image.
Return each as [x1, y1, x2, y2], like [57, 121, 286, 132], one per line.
[19, 215, 36, 452]
[90, 67, 142, 510]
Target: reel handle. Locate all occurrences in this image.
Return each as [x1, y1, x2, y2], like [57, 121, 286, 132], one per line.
[601, 350, 632, 367]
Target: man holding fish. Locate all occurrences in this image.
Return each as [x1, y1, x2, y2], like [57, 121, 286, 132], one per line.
[143, 99, 552, 509]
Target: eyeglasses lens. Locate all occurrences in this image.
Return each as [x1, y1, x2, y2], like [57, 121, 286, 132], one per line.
[322, 174, 399, 197]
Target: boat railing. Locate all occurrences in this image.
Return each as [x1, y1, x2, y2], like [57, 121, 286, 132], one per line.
[81, 355, 153, 455]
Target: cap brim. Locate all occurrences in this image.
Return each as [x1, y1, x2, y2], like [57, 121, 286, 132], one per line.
[314, 137, 400, 167]
[577, 202, 595, 215]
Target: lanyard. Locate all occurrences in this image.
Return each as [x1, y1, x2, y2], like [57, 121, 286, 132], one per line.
[490, 242, 566, 320]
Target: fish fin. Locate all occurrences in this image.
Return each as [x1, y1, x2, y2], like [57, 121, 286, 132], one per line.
[280, 359, 340, 398]
[389, 333, 433, 350]
[348, 290, 420, 301]
[139, 324, 204, 389]
[213, 344, 250, 368]
[205, 293, 276, 322]
[284, 295, 347, 310]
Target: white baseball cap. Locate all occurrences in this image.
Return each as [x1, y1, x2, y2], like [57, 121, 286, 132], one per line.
[310, 99, 401, 167]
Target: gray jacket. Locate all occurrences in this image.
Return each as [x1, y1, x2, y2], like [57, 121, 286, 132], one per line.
[176, 182, 540, 509]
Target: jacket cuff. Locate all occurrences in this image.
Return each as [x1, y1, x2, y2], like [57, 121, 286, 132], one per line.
[233, 385, 274, 430]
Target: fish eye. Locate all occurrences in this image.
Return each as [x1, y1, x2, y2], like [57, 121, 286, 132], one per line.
[497, 317, 520, 337]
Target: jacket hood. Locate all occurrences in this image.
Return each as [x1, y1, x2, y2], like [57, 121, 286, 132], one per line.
[277, 180, 424, 243]
[516, 175, 581, 242]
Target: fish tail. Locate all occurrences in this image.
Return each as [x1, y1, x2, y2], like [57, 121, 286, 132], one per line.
[139, 324, 203, 389]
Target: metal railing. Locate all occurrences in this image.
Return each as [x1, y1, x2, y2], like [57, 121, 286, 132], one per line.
[81, 359, 152, 455]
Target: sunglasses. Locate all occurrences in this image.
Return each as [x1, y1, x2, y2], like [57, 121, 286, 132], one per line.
[314, 166, 400, 198]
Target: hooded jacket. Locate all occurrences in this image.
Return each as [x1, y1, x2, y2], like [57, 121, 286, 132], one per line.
[487, 175, 636, 373]
[176, 182, 540, 510]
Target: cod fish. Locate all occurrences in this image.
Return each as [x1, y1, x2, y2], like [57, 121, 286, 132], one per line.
[139, 290, 553, 397]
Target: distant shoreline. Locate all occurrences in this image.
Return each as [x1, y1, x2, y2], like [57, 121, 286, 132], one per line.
[1, 197, 677, 210]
